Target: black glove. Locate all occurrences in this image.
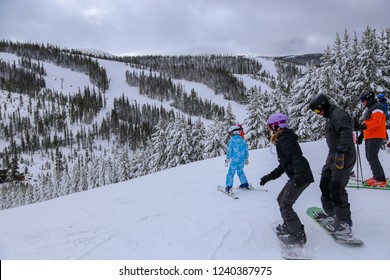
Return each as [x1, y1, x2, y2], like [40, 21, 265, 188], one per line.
[354, 122, 367, 131]
[293, 173, 305, 187]
[260, 174, 272, 186]
[357, 132, 363, 145]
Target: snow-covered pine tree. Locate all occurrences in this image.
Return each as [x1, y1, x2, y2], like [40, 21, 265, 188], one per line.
[377, 28, 390, 91]
[244, 86, 268, 149]
[266, 89, 286, 117]
[80, 157, 89, 191]
[177, 117, 193, 166]
[223, 103, 237, 144]
[148, 117, 169, 173]
[97, 156, 108, 188]
[203, 113, 226, 159]
[40, 172, 54, 201]
[106, 158, 118, 184]
[88, 155, 100, 190]
[69, 157, 82, 194]
[337, 29, 358, 116]
[318, 46, 341, 101]
[54, 147, 64, 196]
[22, 182, 34, 205]
[190, 118, 206, 162]
[116, 149, 131, 182]
[288, 63, 323, 141]
[58, 170, 71, 197]
[344, 31, 366, 121]
[129, 141, 153, 178]
[356, 26, 381, 92]
[329, 33, 351, 110]
[164, 116, 193, 168]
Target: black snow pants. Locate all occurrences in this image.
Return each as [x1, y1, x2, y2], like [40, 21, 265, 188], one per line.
[319, 148, 355, 225]
[365, 138, 386, 181]
[277, 180, 310, 235]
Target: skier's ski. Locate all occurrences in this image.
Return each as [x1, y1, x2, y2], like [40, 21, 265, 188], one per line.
[347, 182, 390, 190]
[348, 176, 390, 188]
[350, 176, 390, 182]
[232, 184, 268, 192]
[272, 226, 310, 260]
[217, 185, 239, 199]
[306, 207, 363, 246]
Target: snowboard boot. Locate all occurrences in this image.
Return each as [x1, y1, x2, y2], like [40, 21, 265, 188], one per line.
[238, 182, 250, 189]
[225, 186, 232, 193]
[279, 225, 306, 246]
[332, 206, 353, 235]
[313, 211, 334, 224]
[334, 206, 353, 227]
[329, 221, 352, 235]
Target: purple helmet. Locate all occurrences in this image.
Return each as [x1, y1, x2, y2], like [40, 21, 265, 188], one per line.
[267, 113, 288, 131]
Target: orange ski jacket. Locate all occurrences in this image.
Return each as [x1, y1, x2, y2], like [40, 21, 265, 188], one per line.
[363, 100, 387, 139]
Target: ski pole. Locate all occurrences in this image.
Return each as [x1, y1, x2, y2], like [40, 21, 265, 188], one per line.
[355, 131, 364, 188]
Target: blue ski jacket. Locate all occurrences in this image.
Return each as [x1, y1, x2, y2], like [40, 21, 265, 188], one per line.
[226, 135, 249, 165]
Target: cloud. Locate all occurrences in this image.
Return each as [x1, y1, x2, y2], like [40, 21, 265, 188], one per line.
[0, 0, 389, 56]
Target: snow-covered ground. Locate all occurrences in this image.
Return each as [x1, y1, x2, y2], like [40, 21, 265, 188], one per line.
[1, 137, 390, 280]
[0, 138, 389, 260]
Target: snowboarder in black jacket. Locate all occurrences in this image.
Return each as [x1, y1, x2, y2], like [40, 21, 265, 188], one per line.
[260, 113, 314, 245]
[309, 94, 356, 235]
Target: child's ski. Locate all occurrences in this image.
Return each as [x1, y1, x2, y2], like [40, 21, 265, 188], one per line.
[217, 185, 239, 199]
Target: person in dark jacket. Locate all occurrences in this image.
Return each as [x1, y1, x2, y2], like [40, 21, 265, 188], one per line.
[377, 92, 389, 120]
[377, 92, 389, 151]
[309, 94, 356, 235]
[260, 113, 314, 245]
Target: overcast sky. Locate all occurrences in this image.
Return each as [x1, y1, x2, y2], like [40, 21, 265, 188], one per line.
[0, 0, 389, 57]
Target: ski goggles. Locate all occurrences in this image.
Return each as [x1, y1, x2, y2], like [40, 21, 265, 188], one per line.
[267, 120, 286, 131]
[359, 97, 367, 103]
[313, 108, 321, 114]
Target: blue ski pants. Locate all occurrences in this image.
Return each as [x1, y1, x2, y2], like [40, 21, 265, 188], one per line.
[226, 162, 248, 187]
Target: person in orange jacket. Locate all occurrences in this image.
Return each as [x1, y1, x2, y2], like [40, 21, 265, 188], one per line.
[355, 90, 387, 186]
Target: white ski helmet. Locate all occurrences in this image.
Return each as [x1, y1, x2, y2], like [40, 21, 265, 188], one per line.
[228, 125, 242, 135]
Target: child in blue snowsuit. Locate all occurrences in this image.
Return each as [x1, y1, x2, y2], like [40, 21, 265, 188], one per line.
[225, 125, 249, 193]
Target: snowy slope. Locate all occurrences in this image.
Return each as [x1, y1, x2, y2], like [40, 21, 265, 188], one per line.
[0, 139, 389, 260]
[0, 52, 274, 177]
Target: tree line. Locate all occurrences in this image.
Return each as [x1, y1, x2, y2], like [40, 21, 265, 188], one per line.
[287, 26, 390, 140]
[121, 54, 265, 103]
[0, 40, 109, 91]
[125, 70, 226, 119]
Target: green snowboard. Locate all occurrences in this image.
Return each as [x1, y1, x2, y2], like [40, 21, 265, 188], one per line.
[307, 207, 363, 246]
